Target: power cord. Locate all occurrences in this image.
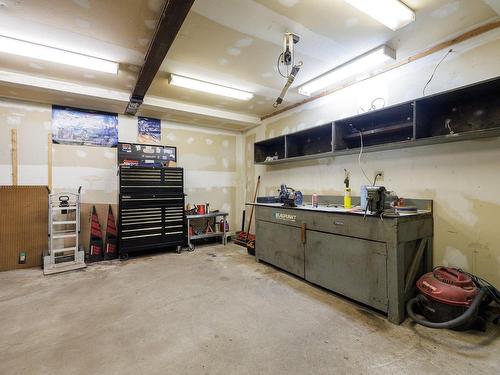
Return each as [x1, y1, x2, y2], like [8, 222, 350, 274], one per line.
[277, 52, 289, 78]
[372, 172, 382, 186]
[433, 266, 500, 324]
[457, 269, 500, 306]
[370, 97, 386, 110]
[358, 130, 372, 185]
[422, 49, 454, 96]
[358, 97, 386, 114]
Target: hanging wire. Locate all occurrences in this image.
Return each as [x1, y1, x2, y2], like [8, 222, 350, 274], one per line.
[422, 49, 454, 96]
[358, 130, 372, 185]
[370, 97, 386, 110]
[277, 52, 288, 78]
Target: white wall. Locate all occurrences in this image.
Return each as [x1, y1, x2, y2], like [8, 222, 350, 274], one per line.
[0, 100, 244, 230]
[245, 28, 500, 287]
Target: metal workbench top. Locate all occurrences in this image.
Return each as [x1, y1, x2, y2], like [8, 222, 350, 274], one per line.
[186, 211, 228, 219]
[246, 202, 431, 218]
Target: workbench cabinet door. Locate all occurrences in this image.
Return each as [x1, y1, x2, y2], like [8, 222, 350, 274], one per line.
[256, 220, 305, 277]
[305, 231, 388, 312]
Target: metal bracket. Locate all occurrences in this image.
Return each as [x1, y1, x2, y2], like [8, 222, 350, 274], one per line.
[125, 95, 143, 116]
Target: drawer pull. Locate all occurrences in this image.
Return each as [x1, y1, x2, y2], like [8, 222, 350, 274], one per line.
[334, 221, 344, 226]
[301, 223, 306, 244]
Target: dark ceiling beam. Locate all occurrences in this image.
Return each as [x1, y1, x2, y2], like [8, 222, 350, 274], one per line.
[125, 0, 195, 115]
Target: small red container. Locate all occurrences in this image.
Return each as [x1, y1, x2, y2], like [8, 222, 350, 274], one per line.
[219, 219, 229, 232]
[196, 204, 206, 215]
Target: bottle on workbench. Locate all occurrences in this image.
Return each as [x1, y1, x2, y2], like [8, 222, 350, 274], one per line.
[312, 193, 318, 207]
[344, 188, 352, 209]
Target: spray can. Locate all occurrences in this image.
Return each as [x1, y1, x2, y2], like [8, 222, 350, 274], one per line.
[343, 168, 352, 209]
[312, 193, 318, 208]
[344, 188, 352, 209]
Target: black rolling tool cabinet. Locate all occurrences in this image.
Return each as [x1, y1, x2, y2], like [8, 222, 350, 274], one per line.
[118, 165, 185, 258]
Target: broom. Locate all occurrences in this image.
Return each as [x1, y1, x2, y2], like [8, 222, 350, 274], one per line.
[234, 175, 260, 249]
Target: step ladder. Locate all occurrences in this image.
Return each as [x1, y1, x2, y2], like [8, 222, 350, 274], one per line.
[44, 189, 86, 275]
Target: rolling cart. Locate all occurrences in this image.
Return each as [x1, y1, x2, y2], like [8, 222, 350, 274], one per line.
[186, 212, 228, 251]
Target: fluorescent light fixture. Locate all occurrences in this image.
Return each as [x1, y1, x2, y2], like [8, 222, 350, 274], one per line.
[0, 70, 129, 101]
[345, 0, 415, 31]
[168, 74, 254, 101]
[298, 45, 396, 96]
[0, 35, 119, 74]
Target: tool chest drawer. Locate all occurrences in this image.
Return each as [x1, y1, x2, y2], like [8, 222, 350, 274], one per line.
[120, 194, 184, 208]
[118, 166, 186, 255]
[118, 197, 185, 251]
[119, 165, 184, 194]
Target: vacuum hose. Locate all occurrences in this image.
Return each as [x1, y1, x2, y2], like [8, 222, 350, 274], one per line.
[406, 287, 488, 329]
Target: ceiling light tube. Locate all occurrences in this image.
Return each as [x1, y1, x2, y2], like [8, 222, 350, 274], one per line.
[168, 74, 254, 101]
[298, 45, 396, 96]
[0, 35, 119, 74]
[344, 0, 415, 31]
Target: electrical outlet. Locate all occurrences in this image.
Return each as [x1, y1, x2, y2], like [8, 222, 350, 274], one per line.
[19, 252, 26, 264]
[374, 171, 384, 183]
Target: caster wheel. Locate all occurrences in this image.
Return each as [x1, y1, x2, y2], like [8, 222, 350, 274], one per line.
[119, 253, 129, 261]
[188, 244, 195, 252]
[176, 245, 182, 254]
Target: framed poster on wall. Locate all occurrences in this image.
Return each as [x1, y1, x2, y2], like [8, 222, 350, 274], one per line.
[138, 116, 161, 145]
[51, 106, 118, 147]
[117, 142, 176, 167]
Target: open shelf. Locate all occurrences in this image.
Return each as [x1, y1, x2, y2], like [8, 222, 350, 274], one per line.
[334, 102, 414, 150]
[254, 135, 286, 163]
[254, 76, 500, 165]
[415, 78, 500, 139]
[286, 123, 333, 158]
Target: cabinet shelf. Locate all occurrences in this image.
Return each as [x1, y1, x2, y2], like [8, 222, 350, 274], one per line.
[254, 136, 286, 163]
[342, 121, 413, 139]
[254, 76, 500, 165]
[286, 123, 333, 158]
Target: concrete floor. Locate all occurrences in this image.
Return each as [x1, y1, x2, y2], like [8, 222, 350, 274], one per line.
[0, 243, 498, 375]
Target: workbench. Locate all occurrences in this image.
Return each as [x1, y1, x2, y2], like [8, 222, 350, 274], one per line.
[249, 199, 433, 324]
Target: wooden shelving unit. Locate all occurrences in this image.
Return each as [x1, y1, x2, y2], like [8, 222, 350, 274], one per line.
[254, 76, 500, 165]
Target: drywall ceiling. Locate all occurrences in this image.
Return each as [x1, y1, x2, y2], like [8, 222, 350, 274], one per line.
[0, 0, 160, 88]
[0, 0, 498, 131]
[153, 0, 497, 119]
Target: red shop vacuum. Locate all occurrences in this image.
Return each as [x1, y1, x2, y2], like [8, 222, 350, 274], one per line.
[406, 267, 500, 330]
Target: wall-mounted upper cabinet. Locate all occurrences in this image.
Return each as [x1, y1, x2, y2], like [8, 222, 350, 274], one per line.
[254, 76, 500, 165]
[334, 102, 414, 151]
[286, 123, 333, 159]
[415, 77, 500, 141]
[254, 136, 286, 163]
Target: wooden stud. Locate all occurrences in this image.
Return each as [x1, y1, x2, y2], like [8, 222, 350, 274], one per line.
[11, 129, 18, 185]
[48, 133, 53, 192]
[261, 20, 500, 121]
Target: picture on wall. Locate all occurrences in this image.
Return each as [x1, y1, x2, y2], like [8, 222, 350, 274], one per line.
[52, 106, 118, 147]
[138, 116, 161, 145]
